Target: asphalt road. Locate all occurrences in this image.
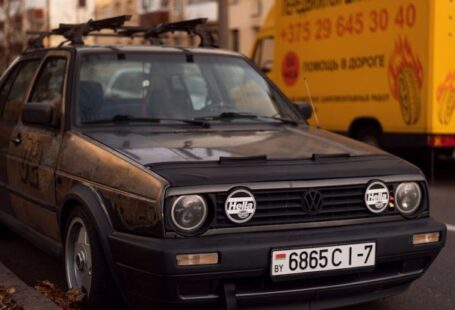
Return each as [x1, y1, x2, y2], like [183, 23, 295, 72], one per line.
[0, 161, 454, 309]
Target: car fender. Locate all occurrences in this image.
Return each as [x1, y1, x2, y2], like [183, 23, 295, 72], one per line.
[59, 183, 131, 309]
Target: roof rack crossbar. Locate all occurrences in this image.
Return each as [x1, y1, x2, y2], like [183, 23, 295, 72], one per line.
[26, 15, 217, 50]
[118, 18, 216, 47]
[26, 15, 132, 49]
[55, 15, 132, 45]
[27, 32, 49, 49]
[150, 18, 215, 47]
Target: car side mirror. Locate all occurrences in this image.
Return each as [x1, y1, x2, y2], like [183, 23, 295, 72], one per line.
[293, 101, 313, 120]
[21, 102, 55, 127]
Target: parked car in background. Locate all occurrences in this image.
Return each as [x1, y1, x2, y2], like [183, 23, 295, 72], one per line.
[106, 68, 145, 99]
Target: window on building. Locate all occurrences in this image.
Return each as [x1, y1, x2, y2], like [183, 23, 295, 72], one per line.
[188, 0, 217, 4]
[251, 0, 262, 18]
[115, 0, 121, 11]
[173, 0, 183, 15]
[231, 29, 239, 52]
[78, 0, 86, 8]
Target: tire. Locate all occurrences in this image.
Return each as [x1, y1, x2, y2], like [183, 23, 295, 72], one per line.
[64, 206, 123, 310]
[438, 89, 455, 125]
[398, 67, 421, 125]
[354, 126, 381, 148]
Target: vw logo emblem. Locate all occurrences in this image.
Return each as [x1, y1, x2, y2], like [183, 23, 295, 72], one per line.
[302, 190, 323, 214]
[225, 189, 256, 224]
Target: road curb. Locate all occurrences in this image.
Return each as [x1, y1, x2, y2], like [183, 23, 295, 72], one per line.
[0, 262, 60, 310]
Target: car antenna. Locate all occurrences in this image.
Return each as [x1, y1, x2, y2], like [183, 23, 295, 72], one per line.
[304, 77, 320, 128]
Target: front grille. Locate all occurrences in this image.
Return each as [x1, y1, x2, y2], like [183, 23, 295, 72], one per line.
[213, 184, 398, 228]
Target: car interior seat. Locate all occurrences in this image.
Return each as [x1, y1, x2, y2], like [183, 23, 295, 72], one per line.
[78, 81, 104, 122]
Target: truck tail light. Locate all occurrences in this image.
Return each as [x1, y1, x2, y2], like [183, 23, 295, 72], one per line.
[427, 135, 455, 148]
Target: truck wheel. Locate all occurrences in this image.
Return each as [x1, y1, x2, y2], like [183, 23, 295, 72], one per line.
[398, 67, 421, 125]
[438, 89, 455, 125]
[64, 206, 122, 310]
[355, 126, 381, 148]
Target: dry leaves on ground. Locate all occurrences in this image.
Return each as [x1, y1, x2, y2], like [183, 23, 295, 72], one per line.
[0, 286, 23, 310]
[34, 281, 85, 310]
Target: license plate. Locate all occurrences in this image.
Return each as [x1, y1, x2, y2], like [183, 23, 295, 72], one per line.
[271, 242, 375, 277]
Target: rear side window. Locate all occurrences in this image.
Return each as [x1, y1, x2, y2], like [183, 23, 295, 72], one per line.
[0, 65, 21, 115]
[1, 60, 41, 122]
[29, 58, 67, 106]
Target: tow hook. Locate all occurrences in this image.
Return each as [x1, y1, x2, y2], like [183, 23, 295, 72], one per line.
[224, 282, 237, 310]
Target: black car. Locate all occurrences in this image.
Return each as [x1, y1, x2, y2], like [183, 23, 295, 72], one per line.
[0, 16, 446, 310]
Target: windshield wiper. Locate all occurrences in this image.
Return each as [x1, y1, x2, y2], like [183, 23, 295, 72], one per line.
[196, 112, 299, 126]
[257, 115, 299, 126]
[82, 114, 210, 128]
[196, 112, 257, 121]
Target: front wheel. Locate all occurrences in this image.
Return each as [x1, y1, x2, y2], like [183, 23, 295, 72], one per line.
[64, 206, 123, 309]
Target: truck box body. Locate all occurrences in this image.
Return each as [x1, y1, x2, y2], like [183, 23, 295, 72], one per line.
[253, 0, 455, 149]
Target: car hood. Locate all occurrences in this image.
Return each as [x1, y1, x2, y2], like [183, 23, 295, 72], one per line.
[83, 126, 421, 186]
[83, 126, 386, 166]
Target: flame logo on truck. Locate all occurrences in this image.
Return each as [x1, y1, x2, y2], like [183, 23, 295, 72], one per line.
[388, 37, 423, 125]
[436, 72, 455, 125]
[225, 189, 256, 224]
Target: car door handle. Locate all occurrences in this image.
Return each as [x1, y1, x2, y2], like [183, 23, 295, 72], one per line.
[11, 134, 22, 146]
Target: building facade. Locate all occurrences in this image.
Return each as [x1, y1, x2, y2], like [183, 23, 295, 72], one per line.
[0, 0, 47, 68]
[135, 0, 274, 53]
[0, 0, 276, 69]
[92, 0, 136, 44]
[49, 0, 96, 46]
[228, 0, 274, 55]
[178, 0, 274, 55]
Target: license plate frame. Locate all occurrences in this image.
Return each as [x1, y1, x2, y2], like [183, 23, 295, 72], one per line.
[271, 242, 376, 278]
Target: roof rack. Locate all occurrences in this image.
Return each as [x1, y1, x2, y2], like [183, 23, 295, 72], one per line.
[119, 18, 216, 47]
[27, 15, 132, 49]
[27, 16, 216, 50]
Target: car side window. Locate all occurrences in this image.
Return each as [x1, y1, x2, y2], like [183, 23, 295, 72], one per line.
[0, 64, 21, 115]
[29, 57, 67, 106]
[1, 60, 41, 122]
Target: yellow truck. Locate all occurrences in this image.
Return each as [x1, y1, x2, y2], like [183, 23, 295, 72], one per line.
[253, 0, 455, 155]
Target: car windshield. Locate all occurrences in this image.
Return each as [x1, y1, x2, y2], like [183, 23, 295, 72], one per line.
[76, 53, 297, 126]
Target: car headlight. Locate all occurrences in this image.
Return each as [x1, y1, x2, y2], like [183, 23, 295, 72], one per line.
[171, 195, 208, 233]
[395, 182, 422, 215]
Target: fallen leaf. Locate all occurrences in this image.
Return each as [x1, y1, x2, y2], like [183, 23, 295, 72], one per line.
[5, 288, 15, 296]
[0, 286, 24, 310]
[35, 281, 85, 310]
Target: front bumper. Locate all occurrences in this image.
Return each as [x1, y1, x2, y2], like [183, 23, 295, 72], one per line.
[108, 218, 446, 309]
